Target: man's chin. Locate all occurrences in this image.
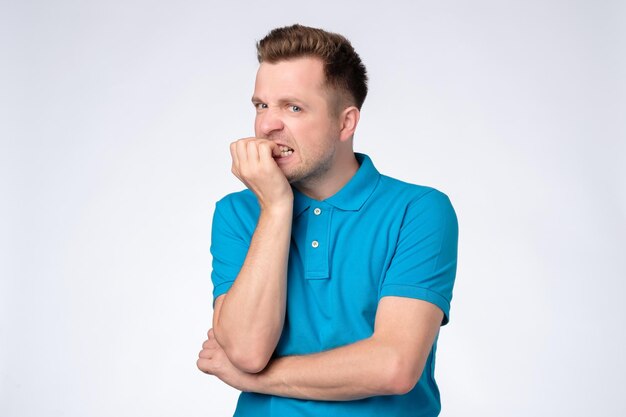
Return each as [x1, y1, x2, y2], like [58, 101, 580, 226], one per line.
[278, 164, 303, 184]
[283, 169, 304, 185]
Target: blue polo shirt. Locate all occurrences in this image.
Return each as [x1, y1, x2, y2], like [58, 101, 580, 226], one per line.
[210, 153, 458, 417]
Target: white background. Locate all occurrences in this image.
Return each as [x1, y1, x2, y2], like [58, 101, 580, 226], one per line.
[2, 1, 625, 416]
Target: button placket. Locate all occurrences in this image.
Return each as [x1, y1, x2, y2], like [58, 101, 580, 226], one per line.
[304, 203, 331, 279]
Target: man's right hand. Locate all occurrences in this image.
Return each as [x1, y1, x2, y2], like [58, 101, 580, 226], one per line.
[230, 138, 293, 210]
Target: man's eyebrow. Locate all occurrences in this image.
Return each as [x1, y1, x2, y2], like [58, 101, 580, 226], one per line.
[251, 96, 304, 104]
[278, 96, 304, 104]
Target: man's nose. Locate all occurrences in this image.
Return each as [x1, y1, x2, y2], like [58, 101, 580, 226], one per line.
[257, 108, 284, 136]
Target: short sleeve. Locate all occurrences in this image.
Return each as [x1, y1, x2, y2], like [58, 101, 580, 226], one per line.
[210, 198, 251, 304]
[380, 189, 458, 325]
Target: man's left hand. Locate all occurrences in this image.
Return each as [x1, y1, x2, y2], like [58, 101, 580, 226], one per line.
[197, 329, 256, 391]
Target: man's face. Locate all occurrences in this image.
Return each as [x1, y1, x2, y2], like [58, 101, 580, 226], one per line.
[252, 57, 341, 185]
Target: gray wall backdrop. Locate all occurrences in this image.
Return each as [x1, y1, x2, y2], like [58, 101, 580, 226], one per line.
[2, 0, 625, 416]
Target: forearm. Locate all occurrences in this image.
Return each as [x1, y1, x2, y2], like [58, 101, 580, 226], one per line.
[201, 299, 441, 401]
[246, 335, 413, 401]
[214, 204, 292, 372]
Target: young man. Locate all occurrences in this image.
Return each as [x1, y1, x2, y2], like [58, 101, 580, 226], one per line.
[197, 24, 458, 417]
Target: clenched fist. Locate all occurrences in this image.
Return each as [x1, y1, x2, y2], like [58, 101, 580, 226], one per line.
[230, 138, 293, 211]
[197, 329, 256, 391]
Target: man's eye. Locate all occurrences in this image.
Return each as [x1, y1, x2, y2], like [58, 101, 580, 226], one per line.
[290, 105, 302, 113]
[255, 103, 268, 110]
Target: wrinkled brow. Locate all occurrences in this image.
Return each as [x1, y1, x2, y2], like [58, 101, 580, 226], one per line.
[251, 95, 305, 104]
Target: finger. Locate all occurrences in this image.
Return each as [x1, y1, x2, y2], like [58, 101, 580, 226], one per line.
[258, 141, 275, 162]
[236, 139, 249, 165]
[199, 348, 213, 359]
[246, 140, 260, 164]
[230, 141, 239, 171]
[202, 339, 218, 349]
[208, 328, 215, 339]
[197, 358, 213, 374]
[230, 142, 242, 180]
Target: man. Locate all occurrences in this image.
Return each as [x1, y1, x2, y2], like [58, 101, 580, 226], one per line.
[197, 24, 458, 417]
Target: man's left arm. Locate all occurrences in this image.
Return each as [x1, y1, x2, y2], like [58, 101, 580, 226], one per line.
[198, 295, 443, 400]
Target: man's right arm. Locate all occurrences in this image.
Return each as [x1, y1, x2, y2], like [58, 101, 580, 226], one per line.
[212, 138, 293, 374]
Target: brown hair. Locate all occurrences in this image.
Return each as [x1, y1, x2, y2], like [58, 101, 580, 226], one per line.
[256, 24, 368, 110]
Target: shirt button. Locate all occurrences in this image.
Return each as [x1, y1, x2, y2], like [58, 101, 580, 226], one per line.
[311, 240, 319, 248]
[313, 208, 322, 215]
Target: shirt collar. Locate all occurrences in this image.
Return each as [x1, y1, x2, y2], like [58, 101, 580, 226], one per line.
[293, 153, 381, 217]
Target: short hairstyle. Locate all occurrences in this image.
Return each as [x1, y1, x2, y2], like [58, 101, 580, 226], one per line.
[256, 24, 368, 110]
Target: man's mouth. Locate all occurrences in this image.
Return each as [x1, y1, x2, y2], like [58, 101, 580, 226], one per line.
[275, 145, 294, 158]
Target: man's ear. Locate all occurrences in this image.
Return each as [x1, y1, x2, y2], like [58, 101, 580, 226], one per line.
[339, 106, 360, 142]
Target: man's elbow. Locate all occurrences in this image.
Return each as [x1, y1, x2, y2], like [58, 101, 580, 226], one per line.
[213, 329, 272, 373]
[387, 373, 420, 396]
[227, 348, 271, 374]
[382, 355, 422, 395]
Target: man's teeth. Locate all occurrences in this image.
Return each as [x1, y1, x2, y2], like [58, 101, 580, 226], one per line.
[279, 145, 294, 156]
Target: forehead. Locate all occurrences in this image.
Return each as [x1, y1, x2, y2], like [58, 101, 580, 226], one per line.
[254, 57, 326, 98]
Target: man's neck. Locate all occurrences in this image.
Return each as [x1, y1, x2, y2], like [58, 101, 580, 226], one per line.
[294, 152, 360, 201]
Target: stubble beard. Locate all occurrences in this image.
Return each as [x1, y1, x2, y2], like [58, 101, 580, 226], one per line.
[286, 145, 336, 189]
